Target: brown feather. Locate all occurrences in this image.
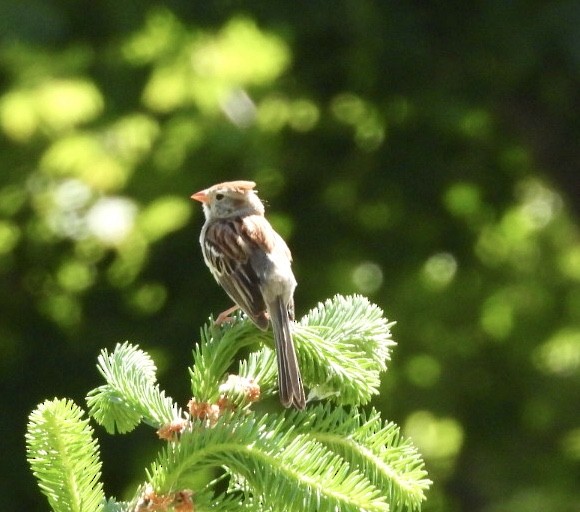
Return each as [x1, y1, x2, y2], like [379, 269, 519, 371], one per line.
[209, 180, 256, 193]
[241, 215, 276, 253]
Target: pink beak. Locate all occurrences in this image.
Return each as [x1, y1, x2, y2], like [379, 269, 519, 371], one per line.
[191, 189, 209, 203]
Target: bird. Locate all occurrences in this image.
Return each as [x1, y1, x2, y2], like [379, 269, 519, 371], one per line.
[191, 180, 306, 410]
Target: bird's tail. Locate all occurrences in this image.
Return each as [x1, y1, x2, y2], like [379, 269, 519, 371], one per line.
[270, 297, 306, 409]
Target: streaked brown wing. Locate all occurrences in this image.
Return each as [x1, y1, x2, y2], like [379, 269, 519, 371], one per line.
[241, 215, 292, 261]
[203, 218, 268, 329]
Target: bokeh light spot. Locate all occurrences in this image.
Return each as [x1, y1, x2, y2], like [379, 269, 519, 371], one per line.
[87, 197, 138, 245]
[257, 95, 290, 132]
[405, 354, 441, 388]
[480, 293, 514, 340]
[44, 179, 93, 240]
[0, 221, 20, 255]
[53, 179, 92, 211]
[128, 282, 167, 314]
[39, 293, 81, 328]
[559, 245, 580, 281]
[122, 8, 183, 65]
[331, 93, 366, 124]
[1, 79, 103, 141]
[533, 329, 580, 376]
[475, 227, 509, 267]
[422, 253, 457, 289]
[37, 79, 104, 132]
[106, 114, 160, 163]
[404, 411, 464, 462]
[56, 260, 95, 293]
[331, 93, 385, 150]
[138, 196, 192, 242]
[192, 17, 290, 86]
[352, 261, 383, 294]
[0, 91, 37, 142]
[153, 116, 203, 172]
[516, 179, 562, 230]
[354, 115, 385, 152]
[41, 135, 129, 191]
[444, 182, 482, 219]
[288, 99, 319, 132]
[142, 64, 190, 113]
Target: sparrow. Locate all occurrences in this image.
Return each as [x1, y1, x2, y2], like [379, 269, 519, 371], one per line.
[191, 180, 306, 409]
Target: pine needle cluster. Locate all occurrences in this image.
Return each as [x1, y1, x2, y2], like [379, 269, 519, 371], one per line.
[26, 294, 431, 511]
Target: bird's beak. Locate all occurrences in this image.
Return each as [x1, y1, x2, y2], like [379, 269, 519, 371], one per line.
[191, 189, 209, 203]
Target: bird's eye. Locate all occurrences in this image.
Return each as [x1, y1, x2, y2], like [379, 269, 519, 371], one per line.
[215, 193, 224, 201]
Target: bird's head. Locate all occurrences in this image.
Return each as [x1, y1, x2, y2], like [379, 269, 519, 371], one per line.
[191, 180, 265, 219]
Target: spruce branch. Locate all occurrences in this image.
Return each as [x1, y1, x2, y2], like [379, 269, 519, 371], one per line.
[295, 294, 396, 404]
[237, 347, 277, 392]
[191, 294, 396, 406]
[26, 399, 105, 512]
[26, 294, 431, 511]
[289, 404, 431, 512]
[86, 341, 182, 433]
[189, 314, 272, 404]
[102, 498, 127, 512]
[148, 410, 389, 512]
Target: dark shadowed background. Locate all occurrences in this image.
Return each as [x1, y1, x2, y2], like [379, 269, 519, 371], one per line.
[1, 2, 579, 510]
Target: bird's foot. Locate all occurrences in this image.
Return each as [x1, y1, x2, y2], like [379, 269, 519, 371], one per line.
[215, 305, 240, 326]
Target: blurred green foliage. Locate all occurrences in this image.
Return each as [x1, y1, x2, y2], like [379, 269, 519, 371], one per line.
[1, 2, 579, 511]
